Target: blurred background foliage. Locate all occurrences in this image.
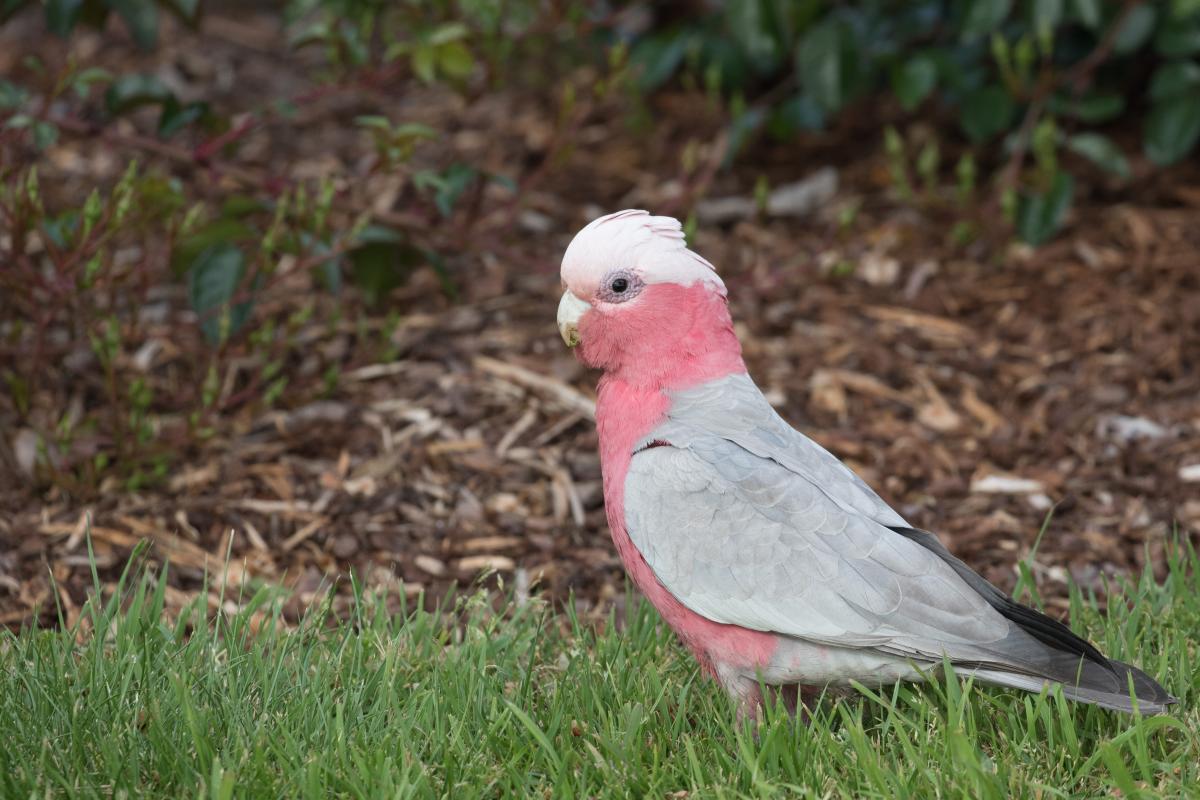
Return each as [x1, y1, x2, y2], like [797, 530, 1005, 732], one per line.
[630, 0, 1200, 243]
[1, 0, 1196, 491]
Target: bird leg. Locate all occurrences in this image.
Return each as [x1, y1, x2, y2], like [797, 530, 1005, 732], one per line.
[714, 667, 766, 726]
[718, 668, 822, 727]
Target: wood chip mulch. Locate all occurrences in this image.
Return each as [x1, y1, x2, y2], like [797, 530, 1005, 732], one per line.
[1, 9, 1198, 630]
[4, 195, 1198, 629]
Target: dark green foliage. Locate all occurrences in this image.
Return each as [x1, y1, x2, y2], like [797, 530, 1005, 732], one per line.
[959, 85, 1016, 143]
[347, 226, 427, 306]
[188, 244, 251, 346]
[104, 73, 212, 136]
[28, 0, 199, 48]
[1145, 94, 1200, 165]
[1066, 132, 1130, 178]
[1145, 59, 1200, 165]
[627, 0, 1200, 244]
[890, 54, 938, 112]
[104, 73, 173, 112]
[1016, 171, 1074, 246]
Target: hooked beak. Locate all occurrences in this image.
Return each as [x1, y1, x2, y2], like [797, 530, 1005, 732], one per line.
[557, 290, 591, 348]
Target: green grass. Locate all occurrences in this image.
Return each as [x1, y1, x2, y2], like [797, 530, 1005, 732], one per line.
[1, 543, 1197, 799]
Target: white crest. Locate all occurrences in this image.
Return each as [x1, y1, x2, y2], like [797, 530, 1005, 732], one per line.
[561, 210, 726, 296]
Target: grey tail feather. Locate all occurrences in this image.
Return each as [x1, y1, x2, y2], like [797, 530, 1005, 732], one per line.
[890, 526, 1177, 714]
[967, 659, 1177, 715]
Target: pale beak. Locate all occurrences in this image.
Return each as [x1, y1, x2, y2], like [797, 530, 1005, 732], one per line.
[557, 290, 591, 348]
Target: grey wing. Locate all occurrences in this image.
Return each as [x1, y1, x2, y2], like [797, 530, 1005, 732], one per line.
[645, 374, 909, 530]
[624, 435, 1015, 660]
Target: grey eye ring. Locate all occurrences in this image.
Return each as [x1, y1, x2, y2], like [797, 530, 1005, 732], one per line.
[598, 270, 642, 303]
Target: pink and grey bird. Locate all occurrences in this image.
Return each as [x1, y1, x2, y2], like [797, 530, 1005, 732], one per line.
[556, 209, 1174, 718]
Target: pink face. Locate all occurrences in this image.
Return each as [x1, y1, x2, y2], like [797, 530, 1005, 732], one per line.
[557, 210, 727, 374]
[569, 281, 701, 370]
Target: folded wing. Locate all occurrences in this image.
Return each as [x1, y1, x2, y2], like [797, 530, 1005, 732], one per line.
[623, 374, 1175, 713]
[625, 434, 1014, 659]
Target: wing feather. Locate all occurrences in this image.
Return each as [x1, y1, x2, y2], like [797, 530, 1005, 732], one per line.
[641, 374, 910, 529]
[624, 435, 1014, 660]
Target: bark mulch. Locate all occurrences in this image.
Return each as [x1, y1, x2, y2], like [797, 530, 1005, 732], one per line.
[1, 9, 1198, 630]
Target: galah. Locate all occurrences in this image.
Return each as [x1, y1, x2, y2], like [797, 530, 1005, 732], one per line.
[555, 209, 1174, 719]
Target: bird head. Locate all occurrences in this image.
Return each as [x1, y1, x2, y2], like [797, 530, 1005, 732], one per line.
[557, 210, 741, 385]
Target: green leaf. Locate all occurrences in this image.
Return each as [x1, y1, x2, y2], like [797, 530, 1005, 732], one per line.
[1155, 23, 1200, 56]
[726, 0, 782, 73]
[220, 195, 268, 218]
[797, 22, 840, 110]
[1031, 0, 1063, 41]
[723, 107, 765, 166]
[338, 20, 368, 67]
[427, 22, 468, 46]
[391, 122, 438, 141]
[890, 55, 937, 111]
[32, 121, 58, 150]
[412, 45, 436, 83]
[157, 96, 207, 137]
[959, 0, 1012, 41]
[172, 220, 257, 277]
[1016, 171, 1074, 246]
[105, 73, 172, 114]
[288, 20, 331, 50]
[188, 244, 251, 345]
[797, 19, 863, 113]
[82, 189, 103, 238]
[1070, 0, 1101, 28]
[423, 247, 457, 300]
[1066, 133, 1130, 178]
[766, 93, 825, 138]
[42, 211, 80, 249]
[105, 0, 159, 49]
[1112, 5, 1157, 55]
[354, 115, 391, 130]
[958, 84, 1016, 142]
[437, 41, 474, 80]
[70, 66, 113, 98]
[302, 236, 342, 294]
[354, 224, 407, 245]
[349, 235, 424, 306]
[629, 32, 689, 92]
[1149, 60, 1200, 101]
[316, 257, 342, 294]
[1047, 90, 1125, 123]
[46, 0, 84, 36]
[0, 79, 29, 109]
[432, 164, 476, 217]
[136, 174, 184, 221]
[1145, 91, 1200, 165]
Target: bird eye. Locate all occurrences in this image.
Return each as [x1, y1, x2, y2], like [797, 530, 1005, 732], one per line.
[599, 271, 640, 302]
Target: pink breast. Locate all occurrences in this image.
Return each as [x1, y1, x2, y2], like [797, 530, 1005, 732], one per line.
[596, 377, 778, 676]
